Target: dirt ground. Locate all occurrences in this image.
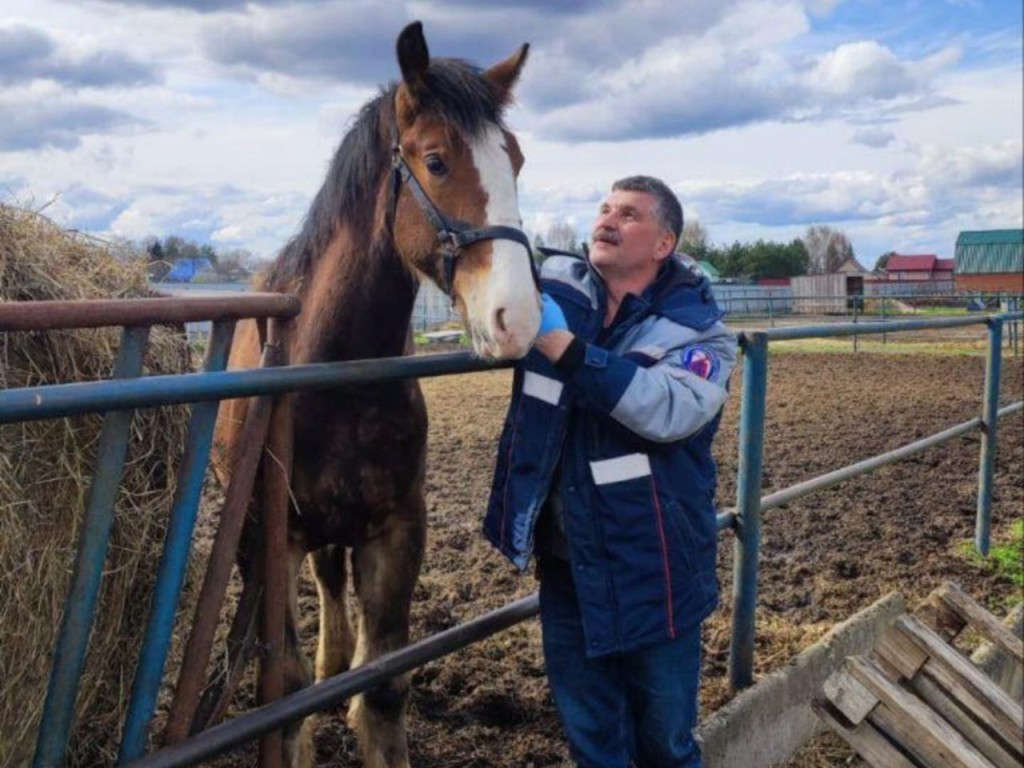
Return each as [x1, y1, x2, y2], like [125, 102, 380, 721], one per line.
[206, 349, 1023, 767]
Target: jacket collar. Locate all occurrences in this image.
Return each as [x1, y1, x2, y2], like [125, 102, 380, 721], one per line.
[587, 254, 724, 333]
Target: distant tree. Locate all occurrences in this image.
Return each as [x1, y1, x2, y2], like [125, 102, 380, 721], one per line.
[874, 251, 896, 271]
[199, 243, 218, 266]
[214, 248, 257, 281]
[545, 219, 578, 253]
[702, 238, 808, 280]
[803, 225, 855, 274]
[147, 240, 164, 260]
[679, 219, 710, 261]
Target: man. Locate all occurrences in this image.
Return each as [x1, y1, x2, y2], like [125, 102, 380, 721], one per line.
[484, 176, 737, 767]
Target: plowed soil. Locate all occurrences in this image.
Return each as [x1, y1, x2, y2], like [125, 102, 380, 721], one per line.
[212, 350, 1023, 767]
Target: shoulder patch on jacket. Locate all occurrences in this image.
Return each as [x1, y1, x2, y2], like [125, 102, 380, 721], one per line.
[682, 344, 720, 380]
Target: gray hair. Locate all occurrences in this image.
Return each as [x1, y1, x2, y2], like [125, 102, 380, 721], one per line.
[611, 175, 683, 246]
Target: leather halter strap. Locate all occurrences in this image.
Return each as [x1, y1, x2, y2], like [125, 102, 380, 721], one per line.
[389, 124, 539, 300]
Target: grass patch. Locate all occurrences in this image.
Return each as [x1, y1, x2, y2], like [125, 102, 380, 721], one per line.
[958, 519, 1024, 590]
[989, 519, 1024, 588]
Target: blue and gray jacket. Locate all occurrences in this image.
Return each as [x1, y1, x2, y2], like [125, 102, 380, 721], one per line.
[484, 253, 737, 657]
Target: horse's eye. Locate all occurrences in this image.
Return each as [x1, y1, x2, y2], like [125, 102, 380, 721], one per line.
[425, 154, 448, 176]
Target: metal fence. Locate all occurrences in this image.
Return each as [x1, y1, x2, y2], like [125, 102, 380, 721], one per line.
[1, 297, 1021, 768]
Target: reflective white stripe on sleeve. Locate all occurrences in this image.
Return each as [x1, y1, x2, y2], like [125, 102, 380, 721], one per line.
[589, 453, 652, 485]
[523, 371, 564, 405]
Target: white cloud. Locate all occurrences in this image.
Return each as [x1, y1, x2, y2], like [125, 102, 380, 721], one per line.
[851, 127, 896, 147]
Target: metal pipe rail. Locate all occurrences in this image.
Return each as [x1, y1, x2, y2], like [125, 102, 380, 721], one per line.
[753, 312, 1023, 340]
[3, 295, 300, 768]
[0, 294, 300, 331]
[726, 312, 1022, 689]
[0, 351, 509, 424]
[125, 595, 541, 768]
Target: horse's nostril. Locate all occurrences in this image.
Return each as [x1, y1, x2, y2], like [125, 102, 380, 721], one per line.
[494, 307, 508, 335]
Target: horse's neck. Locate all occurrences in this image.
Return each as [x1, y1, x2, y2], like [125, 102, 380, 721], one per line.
[292, 228, 418, 364]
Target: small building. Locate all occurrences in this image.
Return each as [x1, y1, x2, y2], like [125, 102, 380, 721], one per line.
[954, 230, 1024, 293]
[836, 256, 871, 276]
[883, 254, 955, 283]
[790, 273, 862, 314]
[756, 277, 791, 287]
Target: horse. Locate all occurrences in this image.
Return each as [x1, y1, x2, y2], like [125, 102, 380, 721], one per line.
[211, 21, 537, 768]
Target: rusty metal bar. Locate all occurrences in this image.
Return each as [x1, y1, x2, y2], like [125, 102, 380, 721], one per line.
[259, 318, 292, 768]
[0, 294, 299, 332]
[162, 339, 281, 745]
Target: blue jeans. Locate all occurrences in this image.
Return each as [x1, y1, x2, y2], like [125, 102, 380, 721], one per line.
[538, 557, 703, 768]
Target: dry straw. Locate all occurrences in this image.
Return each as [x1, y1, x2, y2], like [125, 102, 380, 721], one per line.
[0, 203, 196, 767]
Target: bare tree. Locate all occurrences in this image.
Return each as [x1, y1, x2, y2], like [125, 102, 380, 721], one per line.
[684, 219, 708, 252]
[545, 219, 578, 253]
[803, 225, 855, 274]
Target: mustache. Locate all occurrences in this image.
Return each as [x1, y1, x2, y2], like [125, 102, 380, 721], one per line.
[592, 228, 620, 245]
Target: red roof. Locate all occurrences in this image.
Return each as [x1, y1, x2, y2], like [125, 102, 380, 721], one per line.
[935, 258, 955, 271]
[887, 254, 937, 271]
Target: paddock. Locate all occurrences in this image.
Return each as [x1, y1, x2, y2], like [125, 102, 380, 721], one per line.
[2, 303, 1022, 768]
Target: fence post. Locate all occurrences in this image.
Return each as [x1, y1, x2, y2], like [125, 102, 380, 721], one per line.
[118, 320, 236, 763]
[975, 317, 1003, 556]
[768, 291, 775, 328]
[33, 325, 151, 768]
[729, 332, 768, 690]
[881, 295, 887, 345]
[852, 296, 859, 353]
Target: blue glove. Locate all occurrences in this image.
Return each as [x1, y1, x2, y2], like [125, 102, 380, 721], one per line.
[538, 293, 568, 335]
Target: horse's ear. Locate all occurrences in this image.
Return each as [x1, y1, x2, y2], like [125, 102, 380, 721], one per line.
[484, 43, 529, 105]
[397, 21, 430, 99]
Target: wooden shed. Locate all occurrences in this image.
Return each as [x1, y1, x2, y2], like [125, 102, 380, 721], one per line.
[790, 273, 863, 314]
[954, 229, 1024, 293]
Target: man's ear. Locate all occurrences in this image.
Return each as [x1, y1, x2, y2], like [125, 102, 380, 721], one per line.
[655, 232, 676, 261]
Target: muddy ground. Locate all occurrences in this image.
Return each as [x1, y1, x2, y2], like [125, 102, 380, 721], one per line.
[205, 349, 1023, 767]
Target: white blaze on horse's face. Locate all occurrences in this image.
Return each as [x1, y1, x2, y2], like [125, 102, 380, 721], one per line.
[460, 125, 540, 360]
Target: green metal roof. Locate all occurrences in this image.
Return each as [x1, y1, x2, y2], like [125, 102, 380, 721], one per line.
[954, 229, 1023, 274]
[956, 229, 1023, 246]
[695, 260, 721, 280]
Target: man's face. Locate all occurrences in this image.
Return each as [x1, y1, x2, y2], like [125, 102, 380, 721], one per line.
[589, 189, 675, 281]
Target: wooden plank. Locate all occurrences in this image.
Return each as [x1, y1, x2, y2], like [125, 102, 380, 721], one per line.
[893, 615, 1023, 749]
[812, 698, 922, 768]
[823, 664, 881, 725]
[875, 624, 929, 680]
[845, 655, 995, 768]
[909, 673, 1022, 768]
[935, 583, 1023, 664]
[923, 585, 968, 641]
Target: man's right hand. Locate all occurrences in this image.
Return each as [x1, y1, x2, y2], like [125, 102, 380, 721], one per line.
[538, 293, 568, 336]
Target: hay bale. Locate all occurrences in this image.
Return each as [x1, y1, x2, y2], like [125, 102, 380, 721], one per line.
[0, 203, 195, 766]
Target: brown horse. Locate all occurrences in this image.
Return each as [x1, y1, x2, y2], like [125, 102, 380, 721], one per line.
[212, 22, 536, 768]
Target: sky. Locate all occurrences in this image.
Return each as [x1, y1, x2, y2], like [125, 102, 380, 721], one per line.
[1, 0, 1021, 269]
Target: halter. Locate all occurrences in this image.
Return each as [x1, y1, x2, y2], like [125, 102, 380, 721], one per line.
[389, 123, 539, 302]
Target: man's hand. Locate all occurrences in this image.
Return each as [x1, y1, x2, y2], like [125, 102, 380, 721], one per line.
[535, 294, 575, 363]
[538, 293, 568, 335]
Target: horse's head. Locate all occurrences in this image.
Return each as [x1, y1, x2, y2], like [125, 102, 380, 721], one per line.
[389, 22, 539, 360]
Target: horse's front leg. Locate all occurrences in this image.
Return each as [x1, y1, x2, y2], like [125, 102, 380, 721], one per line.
[311, 542, 355, 681]
[348, 495, 426, 768]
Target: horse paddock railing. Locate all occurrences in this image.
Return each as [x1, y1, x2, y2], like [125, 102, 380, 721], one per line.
[1, 297, 1021, 768]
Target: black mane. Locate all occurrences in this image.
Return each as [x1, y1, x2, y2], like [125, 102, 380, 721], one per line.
[265, 58, 505, 289]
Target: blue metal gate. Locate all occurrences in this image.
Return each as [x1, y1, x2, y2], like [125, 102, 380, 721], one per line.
[1, 295, 1020, 767]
